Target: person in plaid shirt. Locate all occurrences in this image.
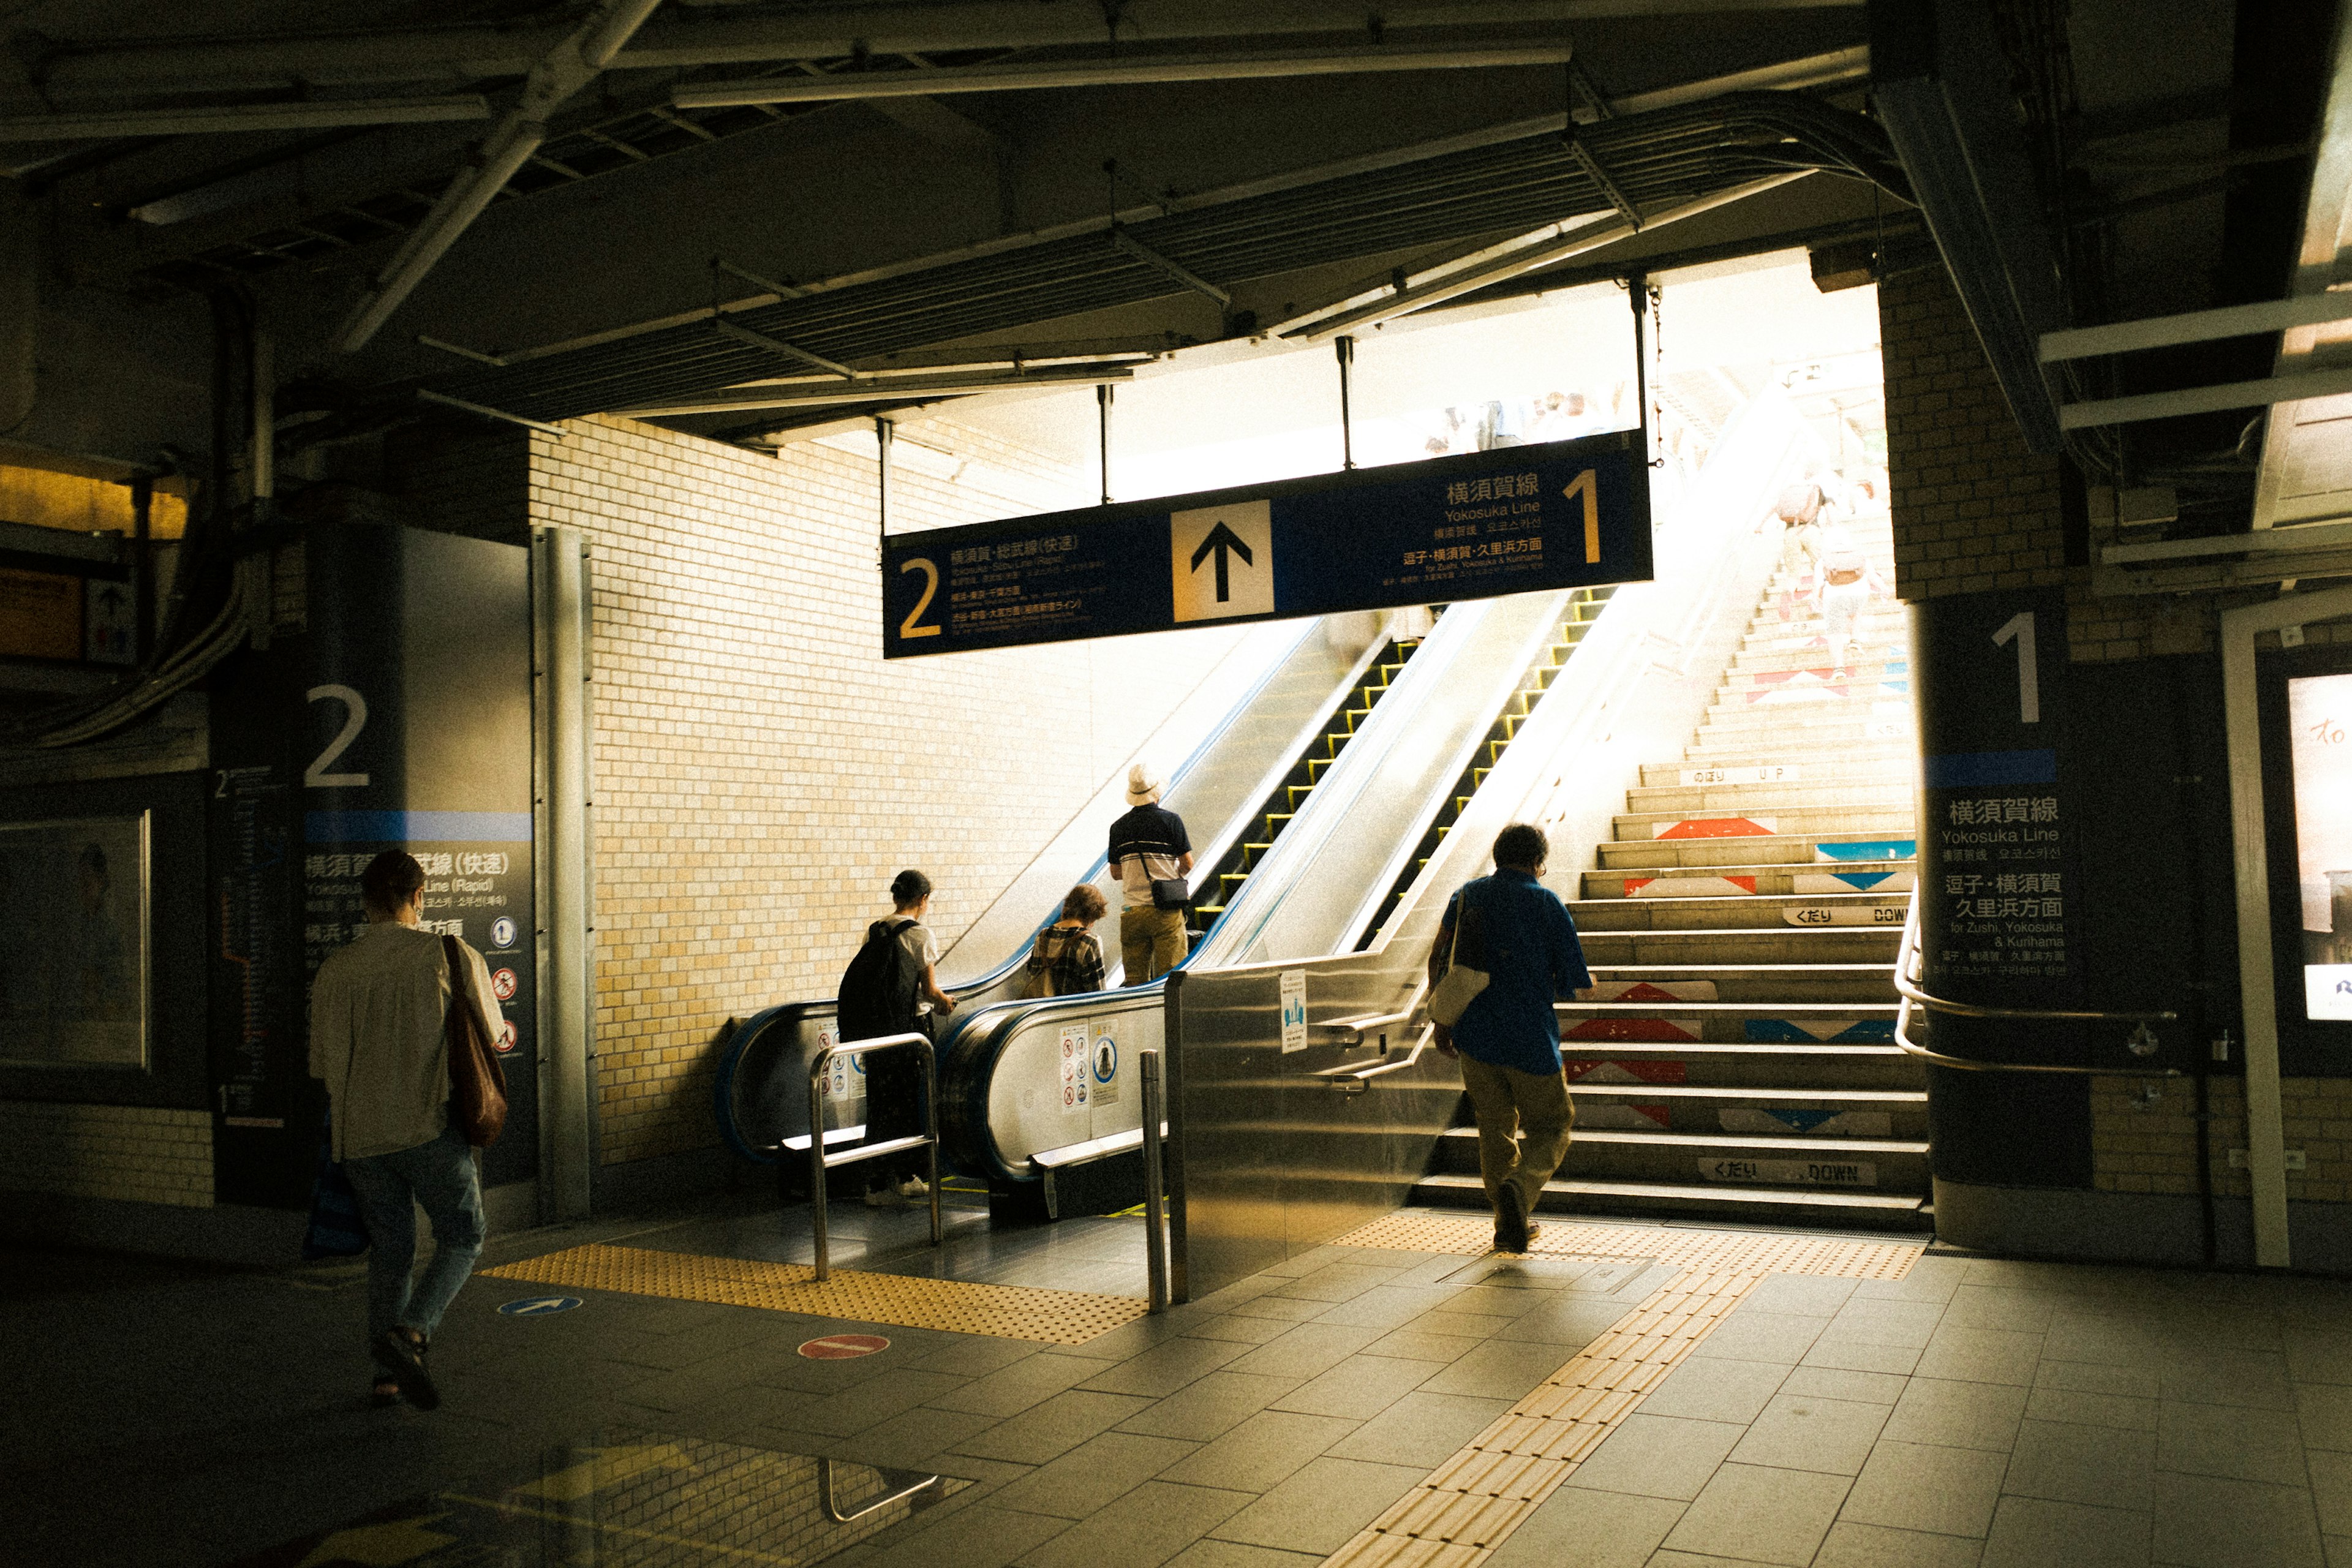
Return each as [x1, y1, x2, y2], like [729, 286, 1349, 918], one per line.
[1025, 884, 1109, 997]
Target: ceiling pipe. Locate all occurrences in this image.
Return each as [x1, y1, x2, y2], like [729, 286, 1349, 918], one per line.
[29, 1, 1853, 99]
[676, 42, 1581, 107]
[614, 361, 1140, 416]
[333, 0, 667, 355]
[0, 95, 489, 141]
[1287, 172, 1812, 342]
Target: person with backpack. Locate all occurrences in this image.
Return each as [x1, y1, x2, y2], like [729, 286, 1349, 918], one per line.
[1023, 884, 1109, 998]
[836, 869, 956, 1207]
[1109, 763, 1193, 983]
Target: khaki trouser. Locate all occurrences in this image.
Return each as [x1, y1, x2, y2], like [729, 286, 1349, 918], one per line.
[1459, 1055, 1576, 1218]
[1120, 905, 1189, 984]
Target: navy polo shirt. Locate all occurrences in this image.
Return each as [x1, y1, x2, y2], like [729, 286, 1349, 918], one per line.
[1441, 869, 1593, 1076]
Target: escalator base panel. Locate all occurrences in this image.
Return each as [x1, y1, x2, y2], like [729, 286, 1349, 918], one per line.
[1330, 1212, 1923, 1280]
[483, 1243, 1148, 1344]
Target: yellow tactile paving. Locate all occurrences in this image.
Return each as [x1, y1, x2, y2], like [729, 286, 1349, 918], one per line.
[1325, 1269, 1762, 1568]
[480, 1243, 1148, 1346]
[1331, 1210, 1924, 1280]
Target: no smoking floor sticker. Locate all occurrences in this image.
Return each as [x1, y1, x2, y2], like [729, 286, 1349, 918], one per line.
[798, 1333, 889, 1360]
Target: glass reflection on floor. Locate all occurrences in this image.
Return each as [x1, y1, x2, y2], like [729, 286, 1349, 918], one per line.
[235, 1427, 965, 1566]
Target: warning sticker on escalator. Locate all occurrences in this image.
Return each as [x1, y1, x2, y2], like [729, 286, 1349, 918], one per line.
[1060, 1024, 1090, 1112]
[1091, 1032, 1120, 1106]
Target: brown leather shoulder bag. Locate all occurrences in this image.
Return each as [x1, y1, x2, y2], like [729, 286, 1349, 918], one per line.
[443, 935, 509, 1147]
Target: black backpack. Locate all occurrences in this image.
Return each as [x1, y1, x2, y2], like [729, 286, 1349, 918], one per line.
[838, 919, 921, 1041]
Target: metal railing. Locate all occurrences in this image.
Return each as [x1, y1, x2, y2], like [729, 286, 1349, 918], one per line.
[816, 1458, 939, 1523]
[1893, 898, 2180, 1077]
[1140, 1048, 1169, 1313]
[808, 1031, 941, 1281]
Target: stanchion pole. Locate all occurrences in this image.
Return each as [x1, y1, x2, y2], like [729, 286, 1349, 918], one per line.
[809, 1045, 832, 1282]
[1140, 1049, 1169, 1313]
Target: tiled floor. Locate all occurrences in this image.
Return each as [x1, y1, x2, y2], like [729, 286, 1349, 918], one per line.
[13, 1203, 2352, 1567]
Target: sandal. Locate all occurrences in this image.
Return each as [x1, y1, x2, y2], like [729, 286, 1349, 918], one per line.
[372, 1328, 442, 1411]
[370, 1378, 401, 1409]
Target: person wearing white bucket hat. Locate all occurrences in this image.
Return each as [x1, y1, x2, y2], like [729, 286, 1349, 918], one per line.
[1107, 763, 1193, 983]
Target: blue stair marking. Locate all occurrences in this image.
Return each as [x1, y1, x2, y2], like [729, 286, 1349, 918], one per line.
[1818, 839, 1916, 862]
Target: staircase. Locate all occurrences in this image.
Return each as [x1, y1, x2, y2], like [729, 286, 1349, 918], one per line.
[1413, 510, 1931, 1231]
[1188, 636, 1425, 939]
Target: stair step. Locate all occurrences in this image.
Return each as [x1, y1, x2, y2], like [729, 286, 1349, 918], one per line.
[1571, 892, 1910, 930]
[1577, 928, 1901, 965]
[1627, 780, 1916, 815]
[1585, 963, 1899, 1004]
[1560, 1084, 1929, 1138]
[1654, 749, 1912, 782]
[1553, 1035, 1920, 1082]
[1733, 644, 1907, 675]
[1583, 865, 1916, 899]
[1431, 1126, 1930, 1191]
[1695, 710, 1913, 741]
[1600, 830, 1917, 870]
[1613, 807, 1913, 842]
[1411, 1172, 1934, 1229]
[1636, 758, 1916, 790]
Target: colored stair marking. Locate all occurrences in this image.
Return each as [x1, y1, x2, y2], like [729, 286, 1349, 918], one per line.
[1744, 1019, 1898, 1044]
[1564, 1060, 1690, 1085]
[1629, 875, 1758, 898]
[1564, 1017, 1703, 1043]
[1590, 981, 1719, 1003]
[1720, 1108, 1894, 1137]
[1815, 839, 1915, 862]
[1654, 816, 1776, 840]
[1794, 870, 1915, 895]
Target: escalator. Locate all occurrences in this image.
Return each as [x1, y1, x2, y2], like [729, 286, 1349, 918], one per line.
[938, 584, 1625, 1196]
[713, 611, 1413, 1168]
[1188, 636, 1424, 940]
[1355, 584, 1616, 949]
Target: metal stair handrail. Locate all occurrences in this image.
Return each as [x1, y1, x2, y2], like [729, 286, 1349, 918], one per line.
[1893, 897, 2179, 1077]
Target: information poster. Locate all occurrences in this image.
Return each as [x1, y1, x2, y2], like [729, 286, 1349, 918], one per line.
[1913, 586, 2083, 1001]
[883, 431, 1653, 658]
[0, 813, 149, 1068]
[2289, 673, 2352, 1019]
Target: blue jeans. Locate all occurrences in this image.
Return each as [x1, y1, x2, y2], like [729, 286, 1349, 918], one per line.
[343, 1125, 486, 1346]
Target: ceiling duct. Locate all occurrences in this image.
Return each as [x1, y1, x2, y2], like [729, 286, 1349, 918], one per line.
[1867, 0, 2067, 454]
[420, 87, 1909, 426]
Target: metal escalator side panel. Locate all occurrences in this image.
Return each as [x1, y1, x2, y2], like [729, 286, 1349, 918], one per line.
[938, 616, 1334, 990]
[747, 615, 1382, 1155]
[938, 985, 1167, 1180]
[1193, 592, 1580, 969]
[1182, 631, 1420, 945]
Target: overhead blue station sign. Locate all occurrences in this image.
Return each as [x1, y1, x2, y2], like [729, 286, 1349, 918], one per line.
[882, 429, 1653, 658]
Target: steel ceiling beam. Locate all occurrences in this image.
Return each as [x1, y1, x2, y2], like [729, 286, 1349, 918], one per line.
[674, 42, 1581, 107]
[0, 96, 490, 141]
[333, 0, 668, 355]
[616, 361, 1140, 416]
[30, 2, 1856, 99]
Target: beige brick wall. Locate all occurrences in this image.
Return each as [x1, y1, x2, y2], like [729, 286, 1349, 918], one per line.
[529, 413, 1242, 1166]
[2090, 1076, 2352, 1203]
[1877, 268, 2068, 608]
[0, 1102, 211, 1207]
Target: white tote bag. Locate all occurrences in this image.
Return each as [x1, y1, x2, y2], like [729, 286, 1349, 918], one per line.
[1427, 901, 1489, 1027]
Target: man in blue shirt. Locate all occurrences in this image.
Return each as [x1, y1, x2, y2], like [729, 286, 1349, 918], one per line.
[1428, 823, 1594, 1253]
